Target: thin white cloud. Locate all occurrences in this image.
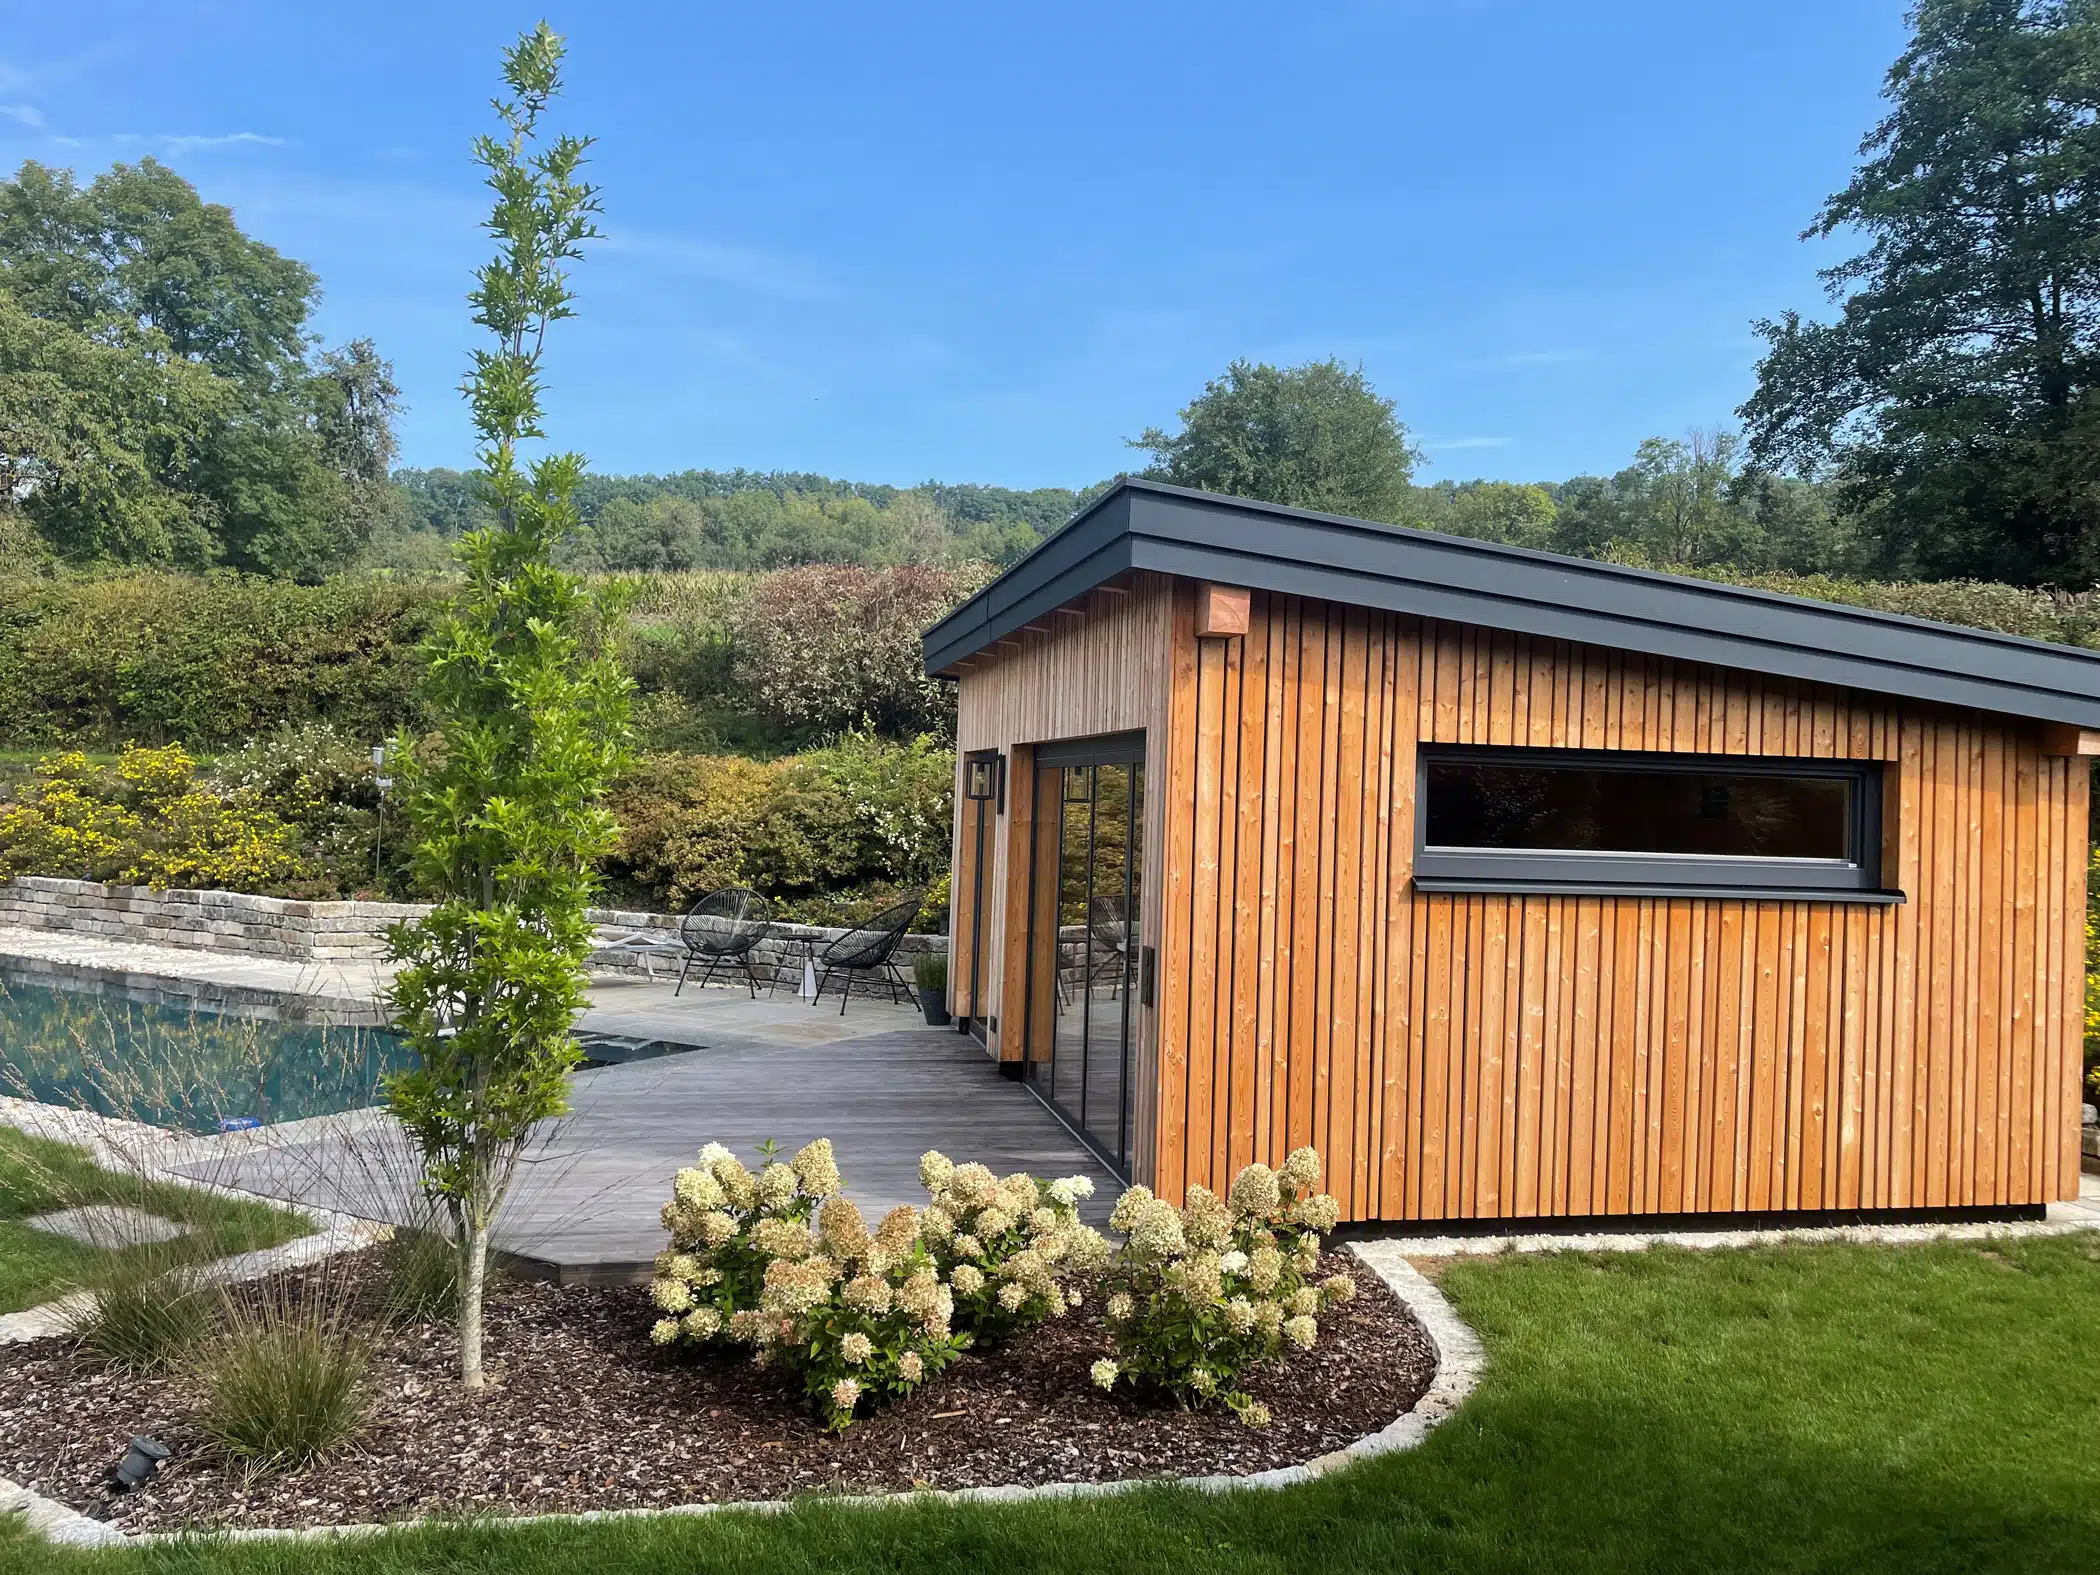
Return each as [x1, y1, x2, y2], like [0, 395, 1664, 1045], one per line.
[48, 130, 287, 155]
[0, 105, 43, 129]
[597, 228, 841, 303]
[1422, 436, 1512, 450]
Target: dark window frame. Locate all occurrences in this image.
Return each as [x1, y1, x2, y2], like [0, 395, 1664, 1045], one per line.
[1412, 746, 1901, 904]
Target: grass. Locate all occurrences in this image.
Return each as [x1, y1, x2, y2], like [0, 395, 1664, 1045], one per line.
[0, 1127, 307, 1313]
[6, 1231, 2099, 1570]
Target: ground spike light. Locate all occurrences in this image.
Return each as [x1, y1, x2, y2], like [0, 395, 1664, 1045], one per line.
[114, 1435, 169, 1489]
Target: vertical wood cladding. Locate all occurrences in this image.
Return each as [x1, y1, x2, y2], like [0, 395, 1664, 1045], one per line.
[949, 574, 1179, 1183]
[950, 577, 2090, 1220]
[1151, 588, 2089, 1219]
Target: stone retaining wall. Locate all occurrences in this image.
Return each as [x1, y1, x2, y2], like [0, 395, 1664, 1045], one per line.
[0, 876, 945, 979]
[0, 877, 420, 963]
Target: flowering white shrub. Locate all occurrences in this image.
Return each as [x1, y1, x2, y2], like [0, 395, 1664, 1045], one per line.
[650, 1137, 966, 1429]
[1093, 1146, 1354, 1426]
[917, 1151, 1110, 1344]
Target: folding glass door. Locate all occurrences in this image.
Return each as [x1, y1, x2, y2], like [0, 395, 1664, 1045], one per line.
[1023, 735, 1143, 1174]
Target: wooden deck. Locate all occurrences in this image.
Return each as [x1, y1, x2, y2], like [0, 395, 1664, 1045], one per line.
[174, 1013, 1120, 1285]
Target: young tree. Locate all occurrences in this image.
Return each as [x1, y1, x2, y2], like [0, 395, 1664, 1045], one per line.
[383, 21, 631, 1392]
[1130, 358, 1420, 524]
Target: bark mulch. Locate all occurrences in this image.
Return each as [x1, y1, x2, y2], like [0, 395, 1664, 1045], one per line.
[0, 1250, 1437, 1534]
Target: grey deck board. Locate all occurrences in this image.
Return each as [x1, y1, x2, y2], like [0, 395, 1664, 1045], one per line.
[174, 1023, 1119, 1279]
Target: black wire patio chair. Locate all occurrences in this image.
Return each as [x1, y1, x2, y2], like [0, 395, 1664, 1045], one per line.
[1086, 894, 1133, 999]
[674, 887, 774, 999]
[811, 892, 924, 1016]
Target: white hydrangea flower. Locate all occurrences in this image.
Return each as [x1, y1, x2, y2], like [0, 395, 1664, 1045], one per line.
[673, 1166, 727, 1211]
[839, 1331, 874, 1365]
[997, 1282, 1027, 1311]
[682, 1306, 722, 1339]
[1238, 1400, 1272, 1428]
[755, 1162, 799, 1208]
[950, 1263, 985, 1296]
[1090, 1358, 1119, 1390]
[1227, 1162, 1281, 1220]
[1106, 1292, 1134, 1321]
[1283, 1314, 1318, 1350]
[650, 1317, 680, 1345]
[1321, 1272, 1358, 1305]
[830, 1377, 861, 1414]
[1188, 1367, 1218, 1397]
[1281, 1147, 1321, 1190]
[919, 1150, 956, 1192]
[954, 1233, 984, 1259]
[1218, 1249, 1249, 1276]
[651, 1278, 695, 1314]
[898, 1350, 925, 1383]
[1107, 1183, 1155, 1235]
[792, 1138, 843, 1198]
[975, 1207, 1014, 1238]
[697, 1142, 735, 1168]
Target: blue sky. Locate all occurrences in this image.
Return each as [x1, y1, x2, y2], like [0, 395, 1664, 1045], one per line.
[0, 1, 1910, 489]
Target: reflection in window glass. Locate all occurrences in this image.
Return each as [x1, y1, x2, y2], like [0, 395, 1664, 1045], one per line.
[1424, 758, 1854, 861]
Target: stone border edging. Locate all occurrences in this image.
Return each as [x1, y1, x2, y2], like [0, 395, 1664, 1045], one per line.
[0, 1241, 1484, 1548]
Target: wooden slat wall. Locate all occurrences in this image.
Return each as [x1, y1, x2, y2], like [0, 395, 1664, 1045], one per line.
[1150, 588, 2091, 1220]
[949, 574, 1178, 1182]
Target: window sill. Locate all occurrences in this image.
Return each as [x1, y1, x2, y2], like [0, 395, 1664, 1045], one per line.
[1410, 876, 1906, 905]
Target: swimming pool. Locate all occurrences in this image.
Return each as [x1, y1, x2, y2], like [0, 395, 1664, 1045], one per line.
[0, 976, 412, 1134]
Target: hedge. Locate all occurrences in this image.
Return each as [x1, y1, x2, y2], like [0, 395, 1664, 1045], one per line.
[4, 564, 2100, 756]
[0, 573, 441, 749]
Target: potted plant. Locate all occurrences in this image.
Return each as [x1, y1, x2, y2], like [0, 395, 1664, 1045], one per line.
[913, 950, 952, 1027]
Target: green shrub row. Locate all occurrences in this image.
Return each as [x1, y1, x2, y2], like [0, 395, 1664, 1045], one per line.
[0, 564, 987, 753]
[0, 729, 955, 921]
[0, 574, 440, 749]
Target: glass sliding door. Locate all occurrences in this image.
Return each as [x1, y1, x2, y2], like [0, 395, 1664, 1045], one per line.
[1024, 735, 1144, 1174]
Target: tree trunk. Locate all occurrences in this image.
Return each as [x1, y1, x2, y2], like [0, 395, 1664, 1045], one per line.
[459, 1220, 490, 1390]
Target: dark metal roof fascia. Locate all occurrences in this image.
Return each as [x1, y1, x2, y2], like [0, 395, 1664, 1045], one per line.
[923, 479, 2100, 727]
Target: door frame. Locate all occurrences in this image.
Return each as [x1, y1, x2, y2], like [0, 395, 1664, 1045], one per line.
[1021, 730, 1146, 1178]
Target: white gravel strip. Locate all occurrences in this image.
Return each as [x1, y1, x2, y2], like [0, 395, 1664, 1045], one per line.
[0, 1241, 1483, 1547]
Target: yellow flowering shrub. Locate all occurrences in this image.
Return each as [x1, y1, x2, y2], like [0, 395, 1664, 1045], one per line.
[916, 1151, 1109, 1344]
[650, 1138, 965, 1429]
[1092, 1147, 1354, 1426]
[0, 746, 304, 892]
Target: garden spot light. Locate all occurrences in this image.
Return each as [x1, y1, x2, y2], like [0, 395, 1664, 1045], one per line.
[114, 1435, 169, 1489]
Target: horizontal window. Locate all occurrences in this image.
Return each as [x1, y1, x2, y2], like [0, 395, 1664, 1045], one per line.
[1414, 747, 1895, 902]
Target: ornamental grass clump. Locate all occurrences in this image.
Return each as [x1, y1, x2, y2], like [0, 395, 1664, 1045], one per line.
[1092, 1146, 1353, 1426]
[650, 1138, 965, 1429]
[916, 1150, 1108, 1344]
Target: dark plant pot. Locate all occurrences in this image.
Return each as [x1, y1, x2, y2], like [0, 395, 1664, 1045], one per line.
[919, 988, 952, 1027]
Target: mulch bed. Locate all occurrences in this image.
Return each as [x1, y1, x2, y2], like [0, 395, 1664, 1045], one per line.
[0, 1250, 1437, 1534]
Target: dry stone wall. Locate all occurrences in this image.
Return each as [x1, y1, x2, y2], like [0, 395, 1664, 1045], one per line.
[0, 877, 944, 980]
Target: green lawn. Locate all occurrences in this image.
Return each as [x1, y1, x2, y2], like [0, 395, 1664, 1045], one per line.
[0, 1127, 307, 1313]
[7, 1233, 2099, 1572]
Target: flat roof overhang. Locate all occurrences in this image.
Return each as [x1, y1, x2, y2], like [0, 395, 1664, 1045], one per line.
[923, 479, 2100, 729]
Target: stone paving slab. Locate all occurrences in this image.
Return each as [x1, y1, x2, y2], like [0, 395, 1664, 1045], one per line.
[21, 1204, 188, 1247]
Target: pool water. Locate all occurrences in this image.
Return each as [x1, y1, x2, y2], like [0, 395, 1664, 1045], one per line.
[0, 977, 412, 1134]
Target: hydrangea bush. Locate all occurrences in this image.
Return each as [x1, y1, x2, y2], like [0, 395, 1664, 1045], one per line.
[651, 1138, 1009, 1429]
[916, 1151, 1109, 1344]
[1091, 1146, 1353, 1426]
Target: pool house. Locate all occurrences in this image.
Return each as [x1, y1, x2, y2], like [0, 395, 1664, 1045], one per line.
[926, 479, 2100, 1227]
